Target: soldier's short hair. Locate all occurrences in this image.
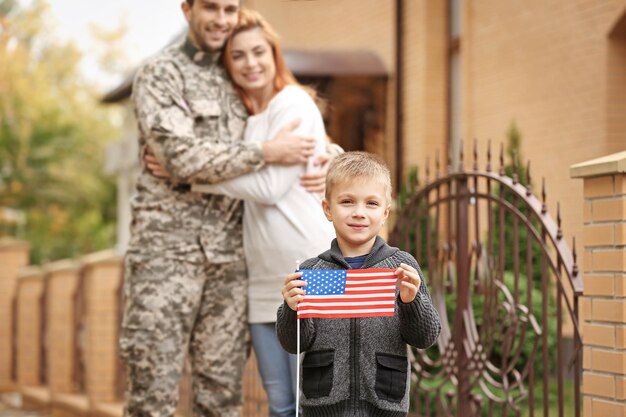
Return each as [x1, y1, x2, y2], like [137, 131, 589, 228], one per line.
[186, 0, 194, 5]
[325, 151, 392, 204]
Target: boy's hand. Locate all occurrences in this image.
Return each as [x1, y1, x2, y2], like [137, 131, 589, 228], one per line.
[282, 271, 308, 311]
[396, 263, 422, 304]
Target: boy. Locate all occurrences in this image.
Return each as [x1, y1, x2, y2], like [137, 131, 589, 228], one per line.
[276, 151, 441, 416]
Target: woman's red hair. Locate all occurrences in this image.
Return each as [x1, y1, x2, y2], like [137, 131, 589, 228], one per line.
[223, 8, 308, 114]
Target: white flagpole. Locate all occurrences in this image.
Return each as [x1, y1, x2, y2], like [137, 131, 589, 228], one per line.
[295, 260, 301, 417]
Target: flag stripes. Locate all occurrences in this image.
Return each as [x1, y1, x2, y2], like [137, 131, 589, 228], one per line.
[297, 268, 397, 319]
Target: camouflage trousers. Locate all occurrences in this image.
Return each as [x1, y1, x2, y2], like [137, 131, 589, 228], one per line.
[119, 253, 249, 417]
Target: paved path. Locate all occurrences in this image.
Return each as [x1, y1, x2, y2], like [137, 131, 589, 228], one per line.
[0, 394, 45, 417]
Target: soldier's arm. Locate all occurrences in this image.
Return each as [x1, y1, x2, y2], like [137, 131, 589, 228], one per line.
[191, 89, 324, 204]
[133, 61, 314, 184]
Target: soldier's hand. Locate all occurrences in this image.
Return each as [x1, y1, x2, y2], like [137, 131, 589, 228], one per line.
[300, 153, 332, 194]
[263, 119, 315, 165]
[282, 271, 307, 311]
[144, 147, 171, 178]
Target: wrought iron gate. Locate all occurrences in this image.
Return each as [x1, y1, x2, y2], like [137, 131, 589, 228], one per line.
[389, 145, 582, 417]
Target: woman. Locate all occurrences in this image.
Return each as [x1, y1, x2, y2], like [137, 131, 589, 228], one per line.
[193, 9, 335, 417]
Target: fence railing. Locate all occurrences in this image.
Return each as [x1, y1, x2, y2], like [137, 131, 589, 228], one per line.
[0, 245, 268, 417]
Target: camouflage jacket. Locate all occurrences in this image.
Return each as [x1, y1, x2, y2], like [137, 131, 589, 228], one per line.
[127, 37, 264, 263]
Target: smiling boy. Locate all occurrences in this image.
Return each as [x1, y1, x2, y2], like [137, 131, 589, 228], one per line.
[277, 151, 441, 416]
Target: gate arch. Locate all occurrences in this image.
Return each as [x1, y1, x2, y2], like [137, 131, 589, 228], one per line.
[389, 145, 582, 417]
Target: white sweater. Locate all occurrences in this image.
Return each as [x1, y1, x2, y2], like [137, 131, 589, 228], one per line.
[193, 85, 335, 323]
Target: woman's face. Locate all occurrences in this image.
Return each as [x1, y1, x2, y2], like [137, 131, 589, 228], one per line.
[228, 28, 276, 97]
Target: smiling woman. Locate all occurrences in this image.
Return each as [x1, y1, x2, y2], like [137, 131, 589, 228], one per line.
[191, 8, 337, 417]
[223, 8, 299, 115]
[227, 28, 277, 113]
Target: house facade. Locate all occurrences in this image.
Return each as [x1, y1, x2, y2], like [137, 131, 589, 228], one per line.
[104, 0, 626, 260]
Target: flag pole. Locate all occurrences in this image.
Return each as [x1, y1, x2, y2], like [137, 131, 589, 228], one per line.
[295, 260, 301, 417]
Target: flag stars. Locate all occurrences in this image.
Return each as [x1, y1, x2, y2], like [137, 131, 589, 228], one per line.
[302, 270, 347, 296]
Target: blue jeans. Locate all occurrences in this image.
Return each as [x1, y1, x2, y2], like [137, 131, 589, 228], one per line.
[250, 323, 298, 417]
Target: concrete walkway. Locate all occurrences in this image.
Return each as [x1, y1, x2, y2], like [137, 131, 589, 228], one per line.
[0, 394, 44, 417]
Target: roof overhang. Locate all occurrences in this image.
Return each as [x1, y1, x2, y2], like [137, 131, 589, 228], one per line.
[283, 49, 388, 77]
[101, 48, 388, 104]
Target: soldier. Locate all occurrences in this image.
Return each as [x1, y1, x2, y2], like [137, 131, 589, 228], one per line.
[118, 1, 325, 416]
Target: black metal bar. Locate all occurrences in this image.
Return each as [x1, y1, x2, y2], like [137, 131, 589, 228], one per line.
[73, 268, 87, 392]
[557, 261, 564, 417]
[40, 274, 49, 385]
[455, 175, 471, 416]
[574, 293, 581, 417]
[513, 195, 520, 306]
[11, 284, 19, 383]
[116, 262, 127, 400]
[541, 229, 549, 417]
[527, 228, 535, 417]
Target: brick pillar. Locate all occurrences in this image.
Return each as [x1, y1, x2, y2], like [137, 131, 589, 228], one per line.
[0, 239, 29, 391]
[571, 151, 626, 417]
[45, 260, 80, 394]
[15, 267, 45, 387]
[81, 250, 123, 405]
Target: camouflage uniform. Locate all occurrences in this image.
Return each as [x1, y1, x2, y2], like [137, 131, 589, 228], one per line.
[119, 38, 264, 417]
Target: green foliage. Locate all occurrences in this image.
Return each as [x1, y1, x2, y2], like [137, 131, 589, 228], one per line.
[398, 124, 566, 415]
[0, 0, 120, 263]
[491, 122, 544, 282]
[397, 166, 419, 211]
[395, 165, 436, 269]
[0, 0, 18, 16]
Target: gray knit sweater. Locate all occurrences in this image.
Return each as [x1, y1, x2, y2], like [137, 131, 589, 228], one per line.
[276, 236, 441, 417]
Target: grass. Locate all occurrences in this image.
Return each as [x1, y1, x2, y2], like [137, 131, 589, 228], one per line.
[410, 376, 579, 417]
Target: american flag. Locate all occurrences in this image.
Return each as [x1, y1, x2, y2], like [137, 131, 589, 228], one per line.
[297, 268, 397, 319]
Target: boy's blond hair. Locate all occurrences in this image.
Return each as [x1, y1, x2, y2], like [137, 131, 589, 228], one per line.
[325, 151, 392, 204]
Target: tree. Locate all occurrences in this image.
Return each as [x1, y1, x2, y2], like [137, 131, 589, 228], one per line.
[0, 0, 120, 263]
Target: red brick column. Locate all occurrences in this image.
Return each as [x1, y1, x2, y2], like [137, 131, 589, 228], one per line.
[45, 260, 80, 394]
[15, 266, 52, 412]
[571, 151, 626, 417]
[0, 239, 29, 391]
[81, 250, 123, 406]
[15, 267, 45, 388]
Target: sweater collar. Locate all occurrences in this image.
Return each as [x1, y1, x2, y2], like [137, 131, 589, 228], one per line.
[319, 236, 398, 269]
[181, 36, 222, 67]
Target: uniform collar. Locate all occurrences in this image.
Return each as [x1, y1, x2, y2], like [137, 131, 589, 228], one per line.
[181, 36, 222, 67]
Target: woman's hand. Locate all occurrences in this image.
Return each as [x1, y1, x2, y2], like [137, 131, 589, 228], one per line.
[396, 263, 422, 304]
[143, 146, 171, 178]
[263, 119, 316, 165]
[282, 271, 307, 311]
[300, 153, 331, 194]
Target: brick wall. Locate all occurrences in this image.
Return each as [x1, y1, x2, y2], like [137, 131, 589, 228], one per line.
[81, 250, 123, 404]
[401, 0, 448, 180]
[15, 267, 45, 387]
[45, 260, 80, 394]
[571, 151, 626, 417]
[0, 239, 29, 391]
[243, 2, 626, 250]
[245, 0, 400, 182]
[462, 0, 626, 252]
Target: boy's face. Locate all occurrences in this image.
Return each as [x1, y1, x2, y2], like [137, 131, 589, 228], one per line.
[322, 178, 390, 257]
[182, 0, 240, 52]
